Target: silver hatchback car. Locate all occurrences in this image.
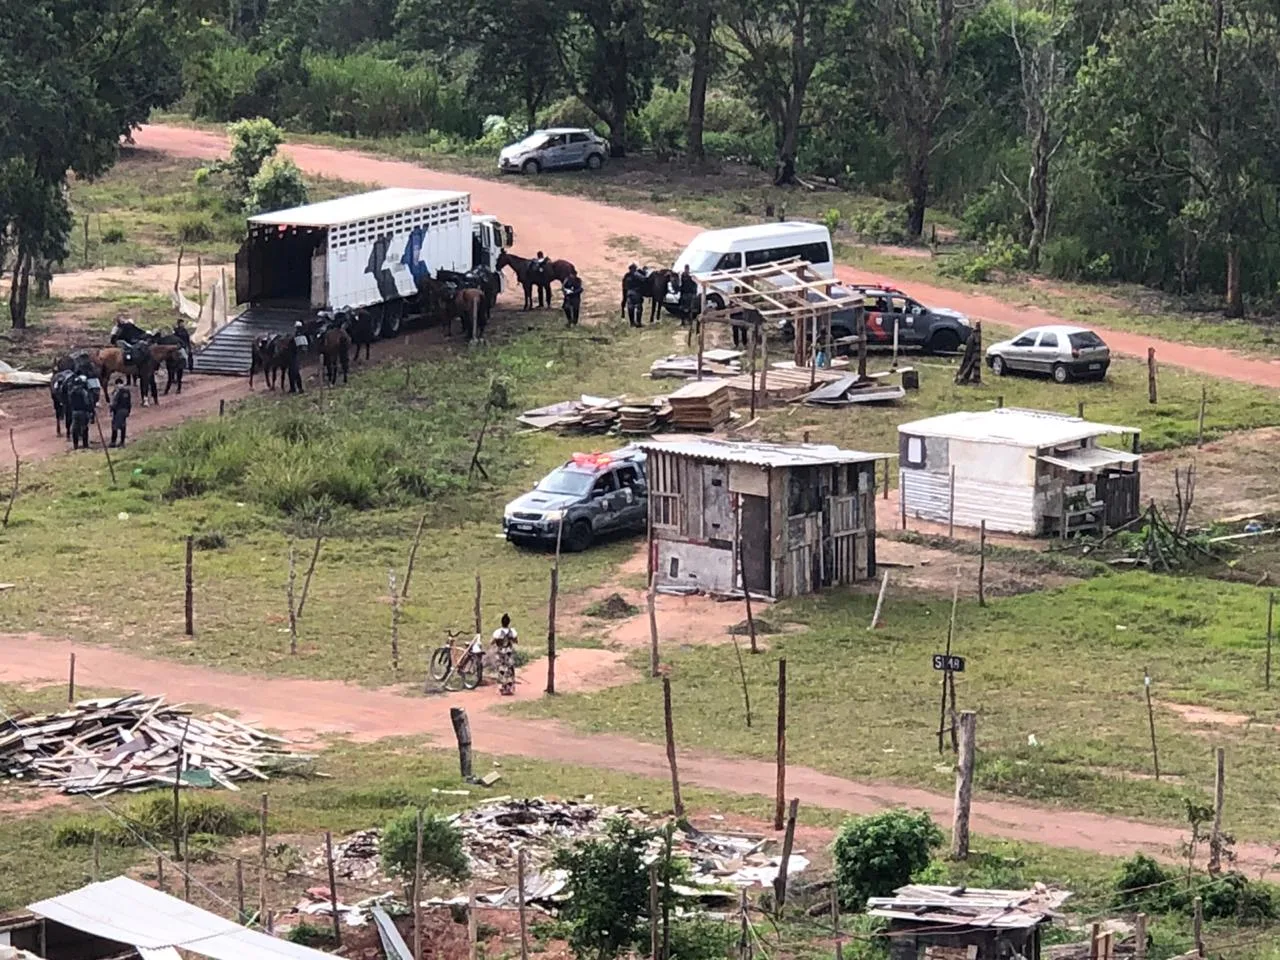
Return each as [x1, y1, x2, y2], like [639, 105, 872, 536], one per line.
[499, 128, 609, 175]
[986, 324, 1110, 383]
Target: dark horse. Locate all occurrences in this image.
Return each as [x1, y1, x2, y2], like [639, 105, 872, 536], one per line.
[109, 320, 188, 396]
[449, 288, 489, 342]
[644, 268, 677, 324]
[496, 251, 551, 310]
[249, 335, 284, 390]
[342, 308, 378, 361]
[319, 324, 351, 385]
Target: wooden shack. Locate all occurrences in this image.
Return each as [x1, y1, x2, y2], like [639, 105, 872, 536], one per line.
[638, 438, 893, 599]
[867, 884, 1071, 960]
[897, 408, 1141, 536]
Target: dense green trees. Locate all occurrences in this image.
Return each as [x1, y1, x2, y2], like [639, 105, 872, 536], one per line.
[2, 0, 184, 326]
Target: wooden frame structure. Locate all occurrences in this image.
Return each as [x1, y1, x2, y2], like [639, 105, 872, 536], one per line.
[690, 258, 868, 415]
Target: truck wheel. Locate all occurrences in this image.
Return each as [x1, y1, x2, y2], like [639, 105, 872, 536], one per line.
[707, 294, 725, 311]
[927, 329, 961, 354]
[369, 313, 384, 339]
[566, 520, 593, 552]
[522, 159, 540, 176]
[382, 303, 402, 338]
[586, 154, 603, 170]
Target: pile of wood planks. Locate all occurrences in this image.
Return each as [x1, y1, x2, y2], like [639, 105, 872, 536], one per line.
[619, 399, 673, 434]
[667, 381, 731, 430]
[0, 694, 303, 797]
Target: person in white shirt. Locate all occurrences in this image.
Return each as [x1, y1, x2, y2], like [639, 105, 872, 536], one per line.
[492, 613, 519, 695]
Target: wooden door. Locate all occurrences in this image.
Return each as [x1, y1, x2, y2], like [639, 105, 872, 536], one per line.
[703, 463, 732, 545]
[310, 250, 327, 308]
[740, 494, 771, 594]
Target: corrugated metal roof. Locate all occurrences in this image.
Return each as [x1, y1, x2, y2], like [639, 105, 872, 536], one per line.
[1036, 446, 1141, 472]
[248, 188, 470, 227]
[867, 884, 1071, 931]
[899, 408, 1137, 448]
[636, 437, 893, 468]
[30, 877, 334, 960]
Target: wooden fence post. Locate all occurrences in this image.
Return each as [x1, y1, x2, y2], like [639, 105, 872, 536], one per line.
[978, 520, 987, 607]
[1134, 914, 1147, 960]
[517, 847, 530, 960]
[775, 659, 787, 830]
[868, 570, 890, 630]
[546, 566, 558, 694]
[1193, 896, 1204, 957]
[3, 429, 18, 528]
[92, 831, 100, 882]
[468, 889, 478, 960]
[948, 464, 957, 538]
[68, 653, 76, 703]
[287, 545, 298, 655]
[451, 707, 474, 781]
[412, 811, 423, 960]
[772, 798, 799, 911]
[1144, 668, 1160, 780]
[662, 677, 684, 816]
[1267, 592, 1274, 691]
[1208, 746, 1225, 874]
[325, 830, 341, 947]
[235, 858, 245, 923]
[388, 568, 400, 672]
[1147, 348, 1158, 404]
[474, 573, 482, 634]
[297, 533, 323, 617]
[648, 582, 660, 677]
[258, 793, 268, 927]
[951, 711, 977, 860]
[184, 535, 194, 636]
[401, 514, 426, 599]
[1197, 385, 1207, 447]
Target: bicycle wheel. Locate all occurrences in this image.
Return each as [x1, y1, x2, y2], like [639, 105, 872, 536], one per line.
[429, 646, 454, 682]
[457, 653, 483, 690]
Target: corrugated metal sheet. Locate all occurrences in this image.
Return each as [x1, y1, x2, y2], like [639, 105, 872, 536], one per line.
[867, 884, 1071, 930]
[899, 408, 1138, 447]
[30, 877, 335, 960]
[249, 188, 469, 227]
[637, 437, 891, 468]
[901, 469, 1037, 534]
[1036, 446, 1141, 471]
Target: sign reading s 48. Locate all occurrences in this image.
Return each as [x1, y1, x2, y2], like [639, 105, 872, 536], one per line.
[932, 654, 965, 672]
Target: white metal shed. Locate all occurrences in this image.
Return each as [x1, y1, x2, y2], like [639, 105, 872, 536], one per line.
[897, 408, 1141, 535]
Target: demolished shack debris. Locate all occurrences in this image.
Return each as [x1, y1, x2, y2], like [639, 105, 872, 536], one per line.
[0, 694, 309, 796]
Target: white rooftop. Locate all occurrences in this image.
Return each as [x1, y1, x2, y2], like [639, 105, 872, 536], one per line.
[684, 220, 828, 247]
[637, 436, 892, 468]
[248, 187, 470, 227]
[898, 407, 1138, 448]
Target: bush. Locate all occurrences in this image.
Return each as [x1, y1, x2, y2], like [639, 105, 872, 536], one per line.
[822, 208, 842, 233]
[1040, 236, 1113, 282]
[175, 213, 215, 243]
[536, 96, 601, 133]
[553, 818, 658, 960]
[1112, 855, 1277, 922]
[246, 156, 309, 215]
[285, 922, 334, 947]
[832, 809, 943, 910]
[379, 808, 469, 883]
[185, 42, 276, 121]
[53, 793, 257, 848]
[193, 530, 228, 550]
[848, 206, 911, 245]
[939, 234, 1028, 283]
[102, 227, 126, 245]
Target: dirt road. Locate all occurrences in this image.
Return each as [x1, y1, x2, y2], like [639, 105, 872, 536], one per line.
[3, 631, 1273, 874]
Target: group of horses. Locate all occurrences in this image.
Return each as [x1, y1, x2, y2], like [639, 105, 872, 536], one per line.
[49, 319, 191, 435]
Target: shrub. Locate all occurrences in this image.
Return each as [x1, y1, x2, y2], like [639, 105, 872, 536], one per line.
[193, 530, 228, 550]
[822, 207, 842, 233]
[102, 227, 126, 245]
[939, 234, 1028, 284]
[53, 793, 257, 848]
[848, 207, 911, 245]
[553, 818, 657, 960]
[175, 213, 215, 243]
[1040, 236, 1113, 282]
[245, 156, 309, 215]
[379, 808, 470, 883]
[285, 922, 334, 947]
[832, 809, 943, 910]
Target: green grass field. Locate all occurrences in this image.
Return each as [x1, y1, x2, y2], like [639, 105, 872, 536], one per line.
[516, 573, 1280, 843]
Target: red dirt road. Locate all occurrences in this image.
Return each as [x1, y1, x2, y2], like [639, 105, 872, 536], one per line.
[4, 631, 1275, 875]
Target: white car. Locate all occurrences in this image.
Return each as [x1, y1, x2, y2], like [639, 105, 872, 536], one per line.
[499, 129, 608, 175]
[986, 324, 1111, 383]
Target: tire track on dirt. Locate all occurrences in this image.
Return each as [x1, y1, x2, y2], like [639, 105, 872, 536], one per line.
[3, 631, 1273, 876]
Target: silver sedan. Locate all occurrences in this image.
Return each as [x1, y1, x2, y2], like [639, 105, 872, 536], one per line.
[986, 324, 1110, 383]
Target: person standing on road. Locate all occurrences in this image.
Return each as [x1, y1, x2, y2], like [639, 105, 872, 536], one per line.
[621, 264, 646, 328]
[68, 376, 92, 451]
[287, 321, 306, 394]
[108, 377, 132, 448]
[562, 271, 583, 326]
[492, 613, 519, 695]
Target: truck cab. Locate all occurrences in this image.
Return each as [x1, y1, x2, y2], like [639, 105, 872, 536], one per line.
[472, 215, 513, 279]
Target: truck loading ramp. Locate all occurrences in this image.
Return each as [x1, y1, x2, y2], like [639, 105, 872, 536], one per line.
[193, 306, 299, 376]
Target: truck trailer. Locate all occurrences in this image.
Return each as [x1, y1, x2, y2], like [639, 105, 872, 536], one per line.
[196, 187, 513, 374]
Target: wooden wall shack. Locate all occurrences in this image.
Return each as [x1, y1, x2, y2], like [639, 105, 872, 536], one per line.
[642, 440, 889, 599]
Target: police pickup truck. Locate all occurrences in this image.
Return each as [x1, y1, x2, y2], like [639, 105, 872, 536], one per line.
[503, 449, 648, 552]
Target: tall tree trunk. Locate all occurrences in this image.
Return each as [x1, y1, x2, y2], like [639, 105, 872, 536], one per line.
[524, 76, 538, 133]
[1225, 240, 1243, 318]
[1026, 123, 1052, 269]
[608, 54, 629, 158]
[905, 148, 929, 239]
[686, 1, 714, 163]
[9, 251, 31, 330]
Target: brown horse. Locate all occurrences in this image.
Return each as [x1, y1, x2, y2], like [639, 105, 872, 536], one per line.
[449, 288, 489, 342]
[97, 346, 160, 406]
[320, 326, 351, 385]
[547, 258, 577, 285]
[644, 269, 677, 324]
[496, 251, 551, 310]
[249, 335, 288, 390]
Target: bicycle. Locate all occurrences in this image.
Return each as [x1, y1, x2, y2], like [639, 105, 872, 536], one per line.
[429, 629, 485, 690]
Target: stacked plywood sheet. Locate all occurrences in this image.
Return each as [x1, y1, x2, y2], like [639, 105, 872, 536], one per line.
[667, 381, 731, 430]
[619, 399, 673, 434]
[0, 694, 304, 797]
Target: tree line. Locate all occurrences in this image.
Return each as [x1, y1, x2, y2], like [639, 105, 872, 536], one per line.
[6, 0, 1280, 326]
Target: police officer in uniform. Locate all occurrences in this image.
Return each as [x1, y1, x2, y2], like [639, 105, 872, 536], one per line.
[562, 271, 584, 326]
[68, 376, 92, 450]
[678, 265, 698, 326]
[288, 321, 307, 394]
[621, 264, 646, 328]
[109, 377, 132, 447]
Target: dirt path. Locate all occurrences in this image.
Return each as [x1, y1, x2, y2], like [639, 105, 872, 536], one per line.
[4, 631, 1275, 875]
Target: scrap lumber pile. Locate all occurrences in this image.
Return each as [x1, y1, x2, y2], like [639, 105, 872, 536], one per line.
[0, 694, 304, 796]
[649, 350, 743, 380]
[800, 374, 905, 407]
[667, 380, 731, 430]
[619, 398, 673, 434]
[518, 395, 623, 432]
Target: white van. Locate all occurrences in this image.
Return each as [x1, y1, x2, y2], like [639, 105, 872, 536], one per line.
[669, 221, 834, 309]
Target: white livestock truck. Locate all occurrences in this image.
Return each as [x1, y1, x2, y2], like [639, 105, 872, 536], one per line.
[197, 187, 513, 374]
